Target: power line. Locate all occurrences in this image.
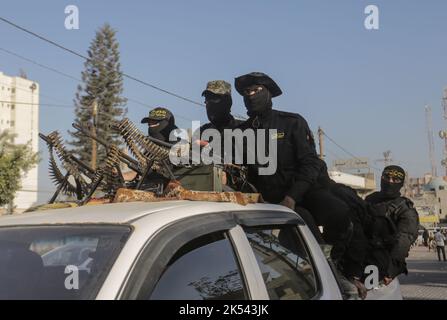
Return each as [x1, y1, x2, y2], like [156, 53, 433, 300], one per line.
[0, 80, 71, 105]
[0, 47, 79, 81]
[0, 100, 73, 108]
[325, 146, 344, 161]
[0, 46, 195, 122]
[322, 130, 381, 172]
[323, 132, 359, 160]
[125, 97, 192, 122]
[0, 16, 204, 107]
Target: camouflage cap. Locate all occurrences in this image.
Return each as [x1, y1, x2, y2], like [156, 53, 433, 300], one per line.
[201, 80, 231, 96]
[141, 107, 173, 123]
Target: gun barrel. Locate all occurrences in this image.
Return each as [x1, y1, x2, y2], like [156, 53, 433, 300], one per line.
[39, 133, 51, 144]
[72, 123, 143, 174]
[145, 135, 175, 148]
[69, 154, 96, 174]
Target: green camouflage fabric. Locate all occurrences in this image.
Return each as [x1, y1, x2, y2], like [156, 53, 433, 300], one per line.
[203, 80, 231, 95]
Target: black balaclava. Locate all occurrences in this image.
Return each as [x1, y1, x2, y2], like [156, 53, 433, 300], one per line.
[148, 117, 176, 142]
[380, 165, 405, 199]
[204, 93, 233, 128]
[243, 85, 272, 118]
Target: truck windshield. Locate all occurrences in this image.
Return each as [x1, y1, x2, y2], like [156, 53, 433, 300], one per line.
[0, 225, 131, 300]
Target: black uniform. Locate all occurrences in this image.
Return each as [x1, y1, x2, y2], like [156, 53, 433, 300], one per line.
[240, 109, 324, 204]
[199, 116, 243, 135]
[365, 191, 419, 278]
[198, 116, 244, 145]
[137, 107, 178, 192]
[235, 72, 367, 279]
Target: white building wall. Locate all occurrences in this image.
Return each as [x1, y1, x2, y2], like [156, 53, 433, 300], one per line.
[329, 170, 366, 189]
[0, 71, 39, 211]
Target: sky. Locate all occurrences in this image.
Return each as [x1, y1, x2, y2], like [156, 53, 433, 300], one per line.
[1, 0, 446, 202]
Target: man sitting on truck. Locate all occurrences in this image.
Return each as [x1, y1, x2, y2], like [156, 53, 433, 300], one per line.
[365, 165, 419, 284]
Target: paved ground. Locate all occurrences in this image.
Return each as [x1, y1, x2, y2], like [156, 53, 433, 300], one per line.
[398, 245, 447, 300]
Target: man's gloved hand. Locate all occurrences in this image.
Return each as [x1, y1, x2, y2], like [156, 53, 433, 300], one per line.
[352, 278, 367, 300]
[383, 277, 393, 286]
[280, 196, 296, 210]
[194, 139, 209, 147]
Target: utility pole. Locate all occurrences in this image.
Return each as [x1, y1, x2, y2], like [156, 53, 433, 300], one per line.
[441, 89, 447, 177]
[383, 150, 392, 167]
[425, 105, 437, 177]
[29, 83, 37, 143]
[375, 150, 393, 168]
[318, 127, 324, 160]
[91, 100, 98, 170]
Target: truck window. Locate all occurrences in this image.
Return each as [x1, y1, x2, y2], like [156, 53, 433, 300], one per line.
[244, 225, 319, 300]
[0, 225, 131, 299]
[149, 231, 248, 300]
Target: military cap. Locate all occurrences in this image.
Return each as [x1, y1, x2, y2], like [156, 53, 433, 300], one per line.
[201, 80, 232, 96]
[382, 165, 406, 180]
[234, 72, 282, 97]
[141, 107, 173, 123]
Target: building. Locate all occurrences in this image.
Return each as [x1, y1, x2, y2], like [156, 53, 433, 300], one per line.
[404, 174, 436, 198]
[408, 176, 447, 227]
[328, 170, 376, 197]
[0, 71, 39, 212]
[329, 158, 376, 197]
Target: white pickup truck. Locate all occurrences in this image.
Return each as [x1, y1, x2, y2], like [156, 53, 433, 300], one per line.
[0, 201, 402, 300]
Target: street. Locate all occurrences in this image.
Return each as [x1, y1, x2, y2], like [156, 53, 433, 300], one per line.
[398, 245, 447, 300]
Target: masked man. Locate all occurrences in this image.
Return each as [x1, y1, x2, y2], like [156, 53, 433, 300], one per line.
[234, 72, 369, 298]
[195, 80, 243, 150]
[123, 107, 178, 183]
[141, 107, 178, 143]
[365, 165, 419, 283]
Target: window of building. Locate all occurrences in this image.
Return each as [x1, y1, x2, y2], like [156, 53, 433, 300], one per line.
[440, 186, 445, 191]
[244, 226, 319, 300]
[10, 121, 15, 127]
[11, 104, 15, 110]
[440, 209, 442, 215]
[11, 88, 15, 94]
[149, 231, 247, 300]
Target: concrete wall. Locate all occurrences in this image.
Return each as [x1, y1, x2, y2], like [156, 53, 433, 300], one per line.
[436, 189, 447, 221]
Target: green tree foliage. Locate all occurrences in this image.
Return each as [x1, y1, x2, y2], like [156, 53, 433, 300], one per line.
[68, 23, 127, 167]
[0, 130, 39, 207]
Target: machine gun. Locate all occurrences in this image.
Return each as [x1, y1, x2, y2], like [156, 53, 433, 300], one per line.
[42, 117, 257, 206]
[111, 118, 176, 181]
[39, 131, 95, 203]
[72, 120, 175, 194]
[78, 144, 124, 205]
[40, 131, 127, 204]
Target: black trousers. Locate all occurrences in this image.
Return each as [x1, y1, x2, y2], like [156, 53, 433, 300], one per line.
[302, 187, 368, 278]
[303, 188, 352, 246]
[437, 246, 446, 261]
